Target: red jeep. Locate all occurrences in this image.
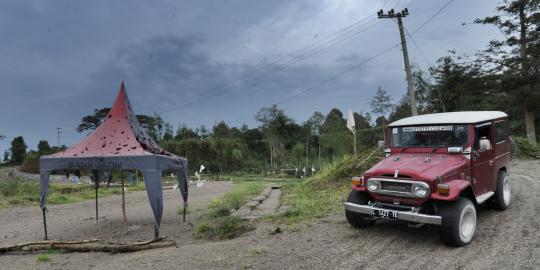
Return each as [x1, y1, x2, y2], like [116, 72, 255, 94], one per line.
[345, 111, 512, 246]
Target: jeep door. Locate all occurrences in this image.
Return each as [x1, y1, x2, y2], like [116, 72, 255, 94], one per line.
[471, 122, 496, 195]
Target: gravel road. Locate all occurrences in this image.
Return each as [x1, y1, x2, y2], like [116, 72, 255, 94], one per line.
[1, 160, 539, 269]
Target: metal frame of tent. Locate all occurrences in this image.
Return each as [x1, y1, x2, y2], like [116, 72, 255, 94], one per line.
[39, 82, 188, 240]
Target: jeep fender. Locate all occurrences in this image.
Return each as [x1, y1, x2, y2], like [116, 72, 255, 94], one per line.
[430, 179, 471, 201]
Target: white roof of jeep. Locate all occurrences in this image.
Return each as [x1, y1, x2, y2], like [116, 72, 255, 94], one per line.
[388, 111, 507, 126]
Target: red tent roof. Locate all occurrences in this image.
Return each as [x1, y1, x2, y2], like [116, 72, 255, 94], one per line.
[50, 82, 168, 158]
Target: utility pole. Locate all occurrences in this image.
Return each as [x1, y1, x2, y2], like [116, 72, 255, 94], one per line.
[378, 8, 418, 116]
[56, 127, 62, 147]
[305, 135, 309, 169]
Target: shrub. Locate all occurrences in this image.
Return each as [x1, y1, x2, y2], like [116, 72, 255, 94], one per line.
[20, 153, 40, 174]
[513, 136, 540, 159]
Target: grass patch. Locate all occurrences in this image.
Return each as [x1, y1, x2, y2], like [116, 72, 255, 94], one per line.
[247, 244, 269, 256]
[37, 253, 50, 262]
[269, 150, 382, 223]
[0, 177, 145, 208]
[193, 181, 264, 240]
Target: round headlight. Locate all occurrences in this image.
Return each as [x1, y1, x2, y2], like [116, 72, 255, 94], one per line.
[413, 183, 429, 197]
[367, 180, 380, 192]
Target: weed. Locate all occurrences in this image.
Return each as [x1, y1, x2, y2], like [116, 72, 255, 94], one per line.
[0, 177, 143, 208]
[193, 181, 263, 240]
[247, 244, 268, 256]
[267, 150, 381, 223]
[37, 253, 50, 262]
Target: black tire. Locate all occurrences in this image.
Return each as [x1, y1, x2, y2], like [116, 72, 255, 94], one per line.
[490, 170, 511, 210]
[345, 191, 374, 228]
[438, 198, 477, 247]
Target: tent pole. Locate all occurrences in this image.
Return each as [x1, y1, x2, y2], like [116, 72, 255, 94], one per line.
[154, 224, 159, 239]
[121, 171, 127, 233]
[95, 177, 99, 223]
[42, 207, 48, 240]
[182, 206, 186, 222]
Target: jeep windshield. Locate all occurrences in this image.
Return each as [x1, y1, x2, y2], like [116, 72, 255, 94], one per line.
[390, 124, 469, 148]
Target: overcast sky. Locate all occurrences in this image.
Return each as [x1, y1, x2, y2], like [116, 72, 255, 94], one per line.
[0, 0, 502, 154]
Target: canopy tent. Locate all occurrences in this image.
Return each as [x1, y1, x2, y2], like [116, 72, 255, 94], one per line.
[39, 82, 188, 239]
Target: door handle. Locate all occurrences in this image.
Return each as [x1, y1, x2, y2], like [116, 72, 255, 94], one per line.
[489, 160, 494, 166]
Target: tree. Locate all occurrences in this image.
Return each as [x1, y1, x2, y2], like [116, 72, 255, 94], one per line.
[162, 122, 174, 141]
[320, 108, 351, 162]
[213, 121, 231, 138]
[475, 0, 540, 144]
[255, 105, 295, 169]
[76, 107, 165, 141]
[76, 108, 110, 132]
[3, 151, 9, 163]
[370, 86, 392, 139]
[37, 140, 52, 155]
[197, 125, 209, 139]
[10, 136, 27, 164]
[174, 124, 199, 141]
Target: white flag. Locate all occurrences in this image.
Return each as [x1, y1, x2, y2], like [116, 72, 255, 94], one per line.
[346, 109, 355, 133]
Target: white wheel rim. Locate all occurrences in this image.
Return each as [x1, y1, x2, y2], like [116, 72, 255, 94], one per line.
[503, 175, 511, 206]
[459, 205, 476, 243]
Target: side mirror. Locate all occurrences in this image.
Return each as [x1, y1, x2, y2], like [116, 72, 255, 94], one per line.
[377, 140, 385, 148]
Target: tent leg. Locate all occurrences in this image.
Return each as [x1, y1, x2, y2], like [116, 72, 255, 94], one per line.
[182, 204, 186, 222]
[95, 179, 99, 223]
[121, 171, 127, 233]
[154, 224, 159, 239]
[42, 207, 48, 240]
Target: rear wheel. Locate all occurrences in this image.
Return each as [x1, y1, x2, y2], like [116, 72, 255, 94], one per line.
[345, 191, 374, 228]
[490, 170, 511, 210]
[438, 198, 476, 247]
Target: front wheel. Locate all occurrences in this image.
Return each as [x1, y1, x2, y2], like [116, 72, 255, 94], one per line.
[438, 198, 477, 247]
[345, 191, 374, 228]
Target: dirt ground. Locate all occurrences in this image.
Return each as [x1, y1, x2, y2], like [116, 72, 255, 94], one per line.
[1, 160, 540, 270]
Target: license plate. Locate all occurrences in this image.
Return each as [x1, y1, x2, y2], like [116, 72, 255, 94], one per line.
[372, 209, 398, 220]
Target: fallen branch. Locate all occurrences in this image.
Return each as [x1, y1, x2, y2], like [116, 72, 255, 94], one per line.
[0, 237, 176, 254]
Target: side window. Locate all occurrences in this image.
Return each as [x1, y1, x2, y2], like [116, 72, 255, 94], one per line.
[473, 123, 492, 151]
[494, 121, 508, 143]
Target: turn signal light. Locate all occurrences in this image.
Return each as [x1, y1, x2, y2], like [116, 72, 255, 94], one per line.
[436, 184, 450, 195]
[352, 176, 364, 186]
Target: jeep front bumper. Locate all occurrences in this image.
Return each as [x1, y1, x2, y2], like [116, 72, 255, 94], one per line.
[344, 202, 442, 225]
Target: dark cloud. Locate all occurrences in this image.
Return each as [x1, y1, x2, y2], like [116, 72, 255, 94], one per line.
[0, 0, 503, 154]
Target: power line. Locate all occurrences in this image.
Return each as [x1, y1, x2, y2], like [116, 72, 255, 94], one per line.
[229, 0, 458, 125]
[158, 16, 380, 115]
[411, 0, 455, 35]
[229, 43, 402, 125]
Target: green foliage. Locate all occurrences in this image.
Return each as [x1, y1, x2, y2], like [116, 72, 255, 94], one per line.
[10, 136, 27, 164]
[271, 150, 382, 223]
[514, 136, 540, 158]
[37, 253, 50, 262]
[20, 153, 40, 174]
[37, 140, 52, 155]
[0, 177, 143, 208]
[193, 181, 263, 239]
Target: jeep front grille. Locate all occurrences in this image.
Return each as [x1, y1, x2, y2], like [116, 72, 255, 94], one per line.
[381, 181, 412, 193]
[367, 178, 430, 198]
